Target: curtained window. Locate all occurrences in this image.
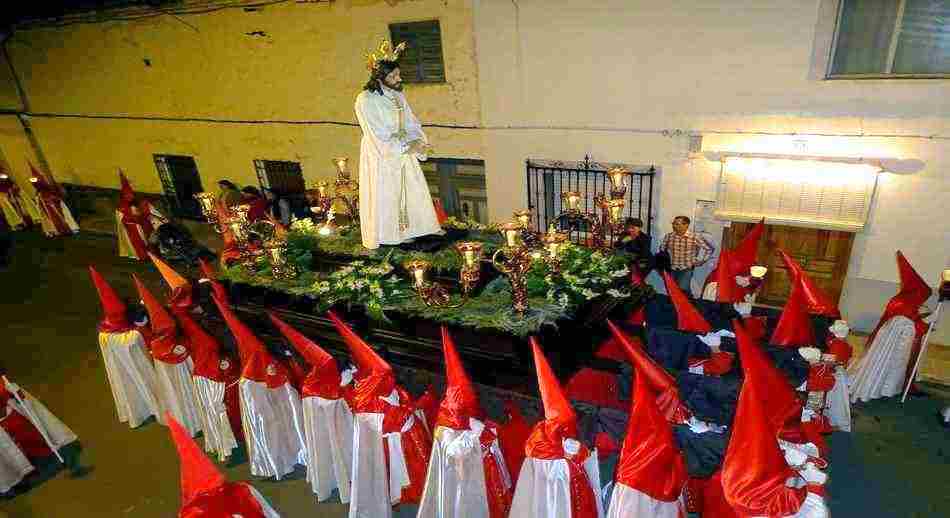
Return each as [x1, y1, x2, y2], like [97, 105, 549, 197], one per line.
[829, 0, 950, 77]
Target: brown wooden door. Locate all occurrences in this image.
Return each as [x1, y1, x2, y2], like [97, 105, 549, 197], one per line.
[722, 223, 854, 307]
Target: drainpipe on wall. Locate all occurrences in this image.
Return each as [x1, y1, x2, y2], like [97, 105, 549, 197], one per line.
[1, 34, 55, 179]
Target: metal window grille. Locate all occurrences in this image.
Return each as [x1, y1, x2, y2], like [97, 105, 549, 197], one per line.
[389, 20, 446, 83]
[153, 154, 204, 219]
[526, 156, 656, 245]
[253, 159, 305, 195]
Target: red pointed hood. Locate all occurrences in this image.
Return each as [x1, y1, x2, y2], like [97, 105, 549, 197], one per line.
[268, 312, 341, 399]
[770, 285, 816, 347]
[149, 252, 193, 312]
[733, 218, 764, 273]
[895, 251, 932, 309]
[714, 248, 742, 303]
[662, 271, 713, 334]
[736, 319, 802, 435]
[133, 275, 177, 339]
[176, 311, 234, 382]
[722, 334, 806, 516]
[616, 366, 688, 501]
[778, 250, 840, 318]
[327, 310, 395, 404]
[118, 171, 135, 209]
[212, 296, 286, 386]
[197, 258, 230, 306]
[166, 413, 227, 507]
[88, 266, 131, 333]
[436, 326, 483, 429]
[530, 337, 577, 438]
[607, 320, 690, 423]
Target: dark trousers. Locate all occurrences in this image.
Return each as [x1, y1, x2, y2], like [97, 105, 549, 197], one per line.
[672, 268, 694, 297]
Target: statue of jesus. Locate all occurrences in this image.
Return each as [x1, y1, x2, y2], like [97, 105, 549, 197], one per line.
[354, 40, 442, 250]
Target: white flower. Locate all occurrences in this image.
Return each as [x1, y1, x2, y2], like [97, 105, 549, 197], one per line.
[607, 288, 631, 298]
[580, 288, 598, 300]
[610, 268, 629, 278]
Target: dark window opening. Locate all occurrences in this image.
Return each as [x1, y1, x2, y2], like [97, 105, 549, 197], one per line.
[389, 20, 446, 84]
[153, 154, 204, 219]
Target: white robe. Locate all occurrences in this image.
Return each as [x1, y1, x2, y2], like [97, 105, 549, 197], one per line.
[192, 376, 239, 462]
[0, 194, 24, 228]
[509, 440, 604, 518]
[606, 483, 685, 518]
[417, 423, 511, 518]
[98, 330, 163, 428]
[154, 357, 203, 437]
[848, 316, 917, 403]
[824, 366, 851, 432]
[0, 389, 78, 493]
[301, 396, 354, 503]
[239, 379, 307, 480]
[34, 197, 79, 237]
[116, 205, 165, 260]
[0, 425, 32, 493]
[355, 88, 441, 250]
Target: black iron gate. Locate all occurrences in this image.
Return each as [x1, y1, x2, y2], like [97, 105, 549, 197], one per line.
[526, 156, 656, 244]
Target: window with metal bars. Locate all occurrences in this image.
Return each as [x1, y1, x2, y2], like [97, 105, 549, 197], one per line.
[389, 20, 446, 83]
[153, 154, 204, 219]
[828, 0, 950, 78]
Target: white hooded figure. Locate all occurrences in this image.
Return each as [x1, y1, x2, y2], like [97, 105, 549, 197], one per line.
[269, 312, 354, 503]
[88, 266, 163, 429]
[417, 327, 513, 518]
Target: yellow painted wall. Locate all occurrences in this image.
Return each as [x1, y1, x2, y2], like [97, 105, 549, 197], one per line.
[1, 0, 482, 191]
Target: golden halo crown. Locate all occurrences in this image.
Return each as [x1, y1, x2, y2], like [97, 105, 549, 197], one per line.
[366, 39, 408, 71]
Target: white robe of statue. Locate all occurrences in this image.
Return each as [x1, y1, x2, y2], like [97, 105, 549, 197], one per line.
[355, 87, 441, 250]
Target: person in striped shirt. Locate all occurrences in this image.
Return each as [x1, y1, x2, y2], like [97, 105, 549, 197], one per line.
[660, 216, 714, 297]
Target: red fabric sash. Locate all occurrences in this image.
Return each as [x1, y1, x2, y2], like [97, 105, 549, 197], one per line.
[380, 394, 433, 505]
[37, 191, 70, 235]
[0, 408, 52, 460]
[479, 424, 513, 518]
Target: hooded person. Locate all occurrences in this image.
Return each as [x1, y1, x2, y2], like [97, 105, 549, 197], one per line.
[149, 252, 195, 315]
[166, 414, 280, 518]
[89, 266, 163, 428]
[175, 307, 241, 462]
[770, 284, 817, 348]
[268, 312, 353, 503]
[607, 320, 691, 424]
[849, 251, 933, 402]
[496, 400, 534, 483]
[820, 320, 852, 432]
[0, 376, 78, 492]
[417, 326, 513, 518]
[661, 271, 736, 371]
[607, 358, 688, 518]
[327, 310, 432, 518]
[116, 172, 164, 260]
[703, 219, 764, 302]
[197, 257, 230, 306]
[509, 338, 604, 518]
[212, 297, 306, 480]
[722, 325, 829, 518]
[133, 275, 202, 436]
[777, 250, 840, 319]
[0, 173, 30, 229]
[735, 320, 827, 465]
[28, 162, 78, 237]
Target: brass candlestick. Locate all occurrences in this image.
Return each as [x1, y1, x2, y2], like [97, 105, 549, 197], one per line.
[491, 244, 533, 316]
[541, 226, 569, 273]
[264, 237, 297, 280]
[607, 166, 629, 199]
[194, 192, 222, 232]
[455, 241, 484, 294]
[404, 241, 486, 308]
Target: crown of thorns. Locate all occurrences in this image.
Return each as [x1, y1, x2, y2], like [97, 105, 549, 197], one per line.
[366, 39, 408, 71]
